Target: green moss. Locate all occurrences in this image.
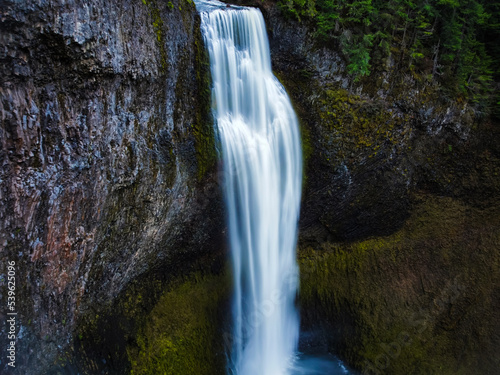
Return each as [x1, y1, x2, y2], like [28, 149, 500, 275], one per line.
[299, 194, 500, 374]
[299, 119, 313, 172]
[74, 256, 229, 374]
[315, 86, 403, 160]
[127, 272, 230, 375]
[192, 19, 217, 180]
[141, 0, 169, 72]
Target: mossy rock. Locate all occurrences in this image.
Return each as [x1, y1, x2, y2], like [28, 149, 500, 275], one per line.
[68, 266, 230, 374]
[128, 272, 230, 375]
[299, 194, 500, 375]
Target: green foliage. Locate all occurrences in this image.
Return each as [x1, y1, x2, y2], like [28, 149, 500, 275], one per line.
[341, 32, 374, 79]
[277, 0, 500, 112]
[193, 20, 217, 180]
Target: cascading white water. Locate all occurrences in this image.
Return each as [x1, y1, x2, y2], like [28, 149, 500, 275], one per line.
[196, 1, 303, 374]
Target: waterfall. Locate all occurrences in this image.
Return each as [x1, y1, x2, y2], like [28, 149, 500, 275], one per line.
[196, 1, 303, 374]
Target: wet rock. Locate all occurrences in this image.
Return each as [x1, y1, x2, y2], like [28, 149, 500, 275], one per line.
[0, 0, 223, 373]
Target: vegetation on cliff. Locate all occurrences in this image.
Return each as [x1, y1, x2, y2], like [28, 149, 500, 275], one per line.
[127, 272, 230, 375]
[299, 194, 500, 374]
[278, 0, 500, 115]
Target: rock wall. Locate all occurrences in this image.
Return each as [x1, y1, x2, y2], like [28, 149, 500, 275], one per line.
[253, 2, 500, 374]
[222, 1, 500, 373]
[263, 8, 487, 239]
[299, 195, 500, 374]
[0, 0, 223, 373]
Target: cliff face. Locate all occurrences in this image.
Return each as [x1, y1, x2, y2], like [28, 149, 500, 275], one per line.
[255, 3, 500, 374]
[263, 10, 494, 240]
[298, 195, 500, 375]
[221, 1, 499, 373]
[0, 0, 223, 373]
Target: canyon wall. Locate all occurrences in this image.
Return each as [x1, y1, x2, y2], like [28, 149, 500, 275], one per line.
[0, 0, 224, 373]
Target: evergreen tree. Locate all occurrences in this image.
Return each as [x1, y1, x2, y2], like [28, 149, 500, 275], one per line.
[277, 0, 500, 112]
